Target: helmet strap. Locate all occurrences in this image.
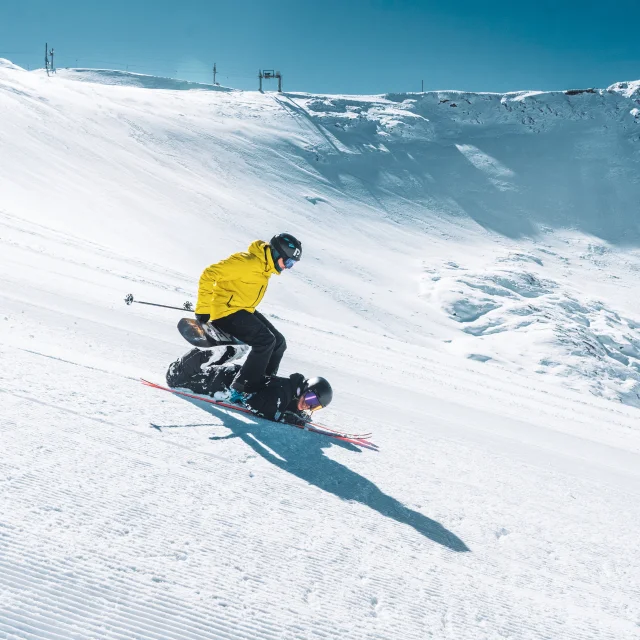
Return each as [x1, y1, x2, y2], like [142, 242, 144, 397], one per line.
[270, 247, 283, 272]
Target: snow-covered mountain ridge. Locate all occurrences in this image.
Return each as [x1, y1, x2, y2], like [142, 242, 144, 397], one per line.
[305, 79, 640, 131]
[53, 67, 234, 92]
[2, 59, 640, 640]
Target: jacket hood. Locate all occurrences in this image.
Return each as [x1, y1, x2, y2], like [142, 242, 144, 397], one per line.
[248, 240, 280, 275]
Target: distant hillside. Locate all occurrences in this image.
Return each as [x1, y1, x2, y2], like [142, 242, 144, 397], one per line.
[42, 66, 234, 92]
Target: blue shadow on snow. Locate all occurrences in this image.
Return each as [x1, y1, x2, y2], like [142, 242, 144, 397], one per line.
[155, 395, 470, 553]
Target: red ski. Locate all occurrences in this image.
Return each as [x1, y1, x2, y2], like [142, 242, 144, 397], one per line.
[141, 379, 378, 450]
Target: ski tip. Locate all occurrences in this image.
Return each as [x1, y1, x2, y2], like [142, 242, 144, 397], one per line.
[356, 441, 380, 451]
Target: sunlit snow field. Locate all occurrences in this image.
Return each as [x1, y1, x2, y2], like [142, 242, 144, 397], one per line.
[1, 59, 640, 639]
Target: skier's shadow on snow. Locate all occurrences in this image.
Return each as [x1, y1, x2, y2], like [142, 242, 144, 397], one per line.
[167, 396, 470, 553]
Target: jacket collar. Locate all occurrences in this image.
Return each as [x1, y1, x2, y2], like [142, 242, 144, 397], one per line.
[248, 239, 280, 275]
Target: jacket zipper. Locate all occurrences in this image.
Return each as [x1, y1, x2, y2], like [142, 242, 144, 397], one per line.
[252, 286, 264, 306]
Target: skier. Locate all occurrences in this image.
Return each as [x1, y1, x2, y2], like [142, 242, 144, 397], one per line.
[166, 347, 333, 424]
[193, 233, 302, 403]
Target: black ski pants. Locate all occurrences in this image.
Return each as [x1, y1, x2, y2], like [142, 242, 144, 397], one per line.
[212, 310, 286, 391]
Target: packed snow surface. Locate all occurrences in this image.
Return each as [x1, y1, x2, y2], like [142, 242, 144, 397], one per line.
[1, 60, 640, 639]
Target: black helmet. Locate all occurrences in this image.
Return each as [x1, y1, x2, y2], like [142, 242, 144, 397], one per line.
[304, 376, 333, 409]
[270, 233, 302, 266]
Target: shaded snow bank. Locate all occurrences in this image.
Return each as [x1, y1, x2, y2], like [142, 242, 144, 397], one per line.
[422, 242, 640, 407]
[285, 83, 640, 244]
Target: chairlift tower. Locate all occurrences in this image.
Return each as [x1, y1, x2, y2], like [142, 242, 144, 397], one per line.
[44, 43, 55, 76]
[258, 69, 282, 92]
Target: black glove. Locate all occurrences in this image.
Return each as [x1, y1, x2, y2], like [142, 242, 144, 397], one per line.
[289, 373, 306, 397]
[195, 313, 210, 324]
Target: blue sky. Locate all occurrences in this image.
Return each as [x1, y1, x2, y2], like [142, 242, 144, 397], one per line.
[1, 0, 638, 94]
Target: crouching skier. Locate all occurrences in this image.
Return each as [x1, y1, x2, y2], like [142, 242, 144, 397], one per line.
[193, 233, 303, 405]
[166, 348, 333, 425]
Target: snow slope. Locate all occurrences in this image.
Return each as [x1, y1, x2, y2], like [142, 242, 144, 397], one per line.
[54, 67, 233, 92]
[1, 60, 640, 639]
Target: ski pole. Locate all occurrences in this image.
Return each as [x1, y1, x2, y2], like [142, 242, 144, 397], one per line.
[124, 293, 193, 312]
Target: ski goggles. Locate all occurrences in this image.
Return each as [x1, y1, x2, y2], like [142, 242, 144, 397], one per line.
[283, 257, 297, 269]
[302, 390, 323, 411]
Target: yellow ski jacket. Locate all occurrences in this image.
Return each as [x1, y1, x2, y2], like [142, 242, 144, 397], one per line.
[195, 240, 280, 320]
